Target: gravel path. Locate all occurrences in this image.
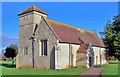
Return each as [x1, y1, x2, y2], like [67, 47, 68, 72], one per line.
[79, 67, 103, 77]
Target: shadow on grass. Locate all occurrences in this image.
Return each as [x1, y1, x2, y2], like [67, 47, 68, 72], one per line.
[108, 62, 118, 64]
[0, 63, 16, 68]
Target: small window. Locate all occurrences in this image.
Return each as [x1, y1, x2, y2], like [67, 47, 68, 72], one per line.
[41, 40, 47, 56]
[24, 47, 28, 55]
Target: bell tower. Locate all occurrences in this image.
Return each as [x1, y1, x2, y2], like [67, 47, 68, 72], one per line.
[16, 5, 48, 68]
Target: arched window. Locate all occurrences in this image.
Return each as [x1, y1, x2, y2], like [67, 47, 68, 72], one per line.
[41, 40, 47, 56]
[24, 47, 28, 55]
[39, 40, 47, 56]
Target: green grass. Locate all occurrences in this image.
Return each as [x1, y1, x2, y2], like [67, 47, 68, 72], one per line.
[1, 60, 119, 76]
[102, 60, 119, 76]
[0, 61, 88, 75]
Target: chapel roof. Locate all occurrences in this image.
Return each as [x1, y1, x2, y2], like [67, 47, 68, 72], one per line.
[44, 18, 105, 47]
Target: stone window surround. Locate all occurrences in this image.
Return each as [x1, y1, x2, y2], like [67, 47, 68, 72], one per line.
[39, 40, 47, 56]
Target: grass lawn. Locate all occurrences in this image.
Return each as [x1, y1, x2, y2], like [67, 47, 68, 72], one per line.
[0, 61, 88, 75]
[102, 60, 119, 76]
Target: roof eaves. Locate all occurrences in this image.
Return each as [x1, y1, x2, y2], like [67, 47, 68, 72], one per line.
[18, 10, 48, 16]
[92, 44, 106, 48]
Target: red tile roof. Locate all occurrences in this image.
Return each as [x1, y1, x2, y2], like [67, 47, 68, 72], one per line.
[18, 5, 48, 16]
[44, 18, 105, 47]
[75, 29, 105, 47]
[77, 44, 89, 53]
[46, 19, 83, 44]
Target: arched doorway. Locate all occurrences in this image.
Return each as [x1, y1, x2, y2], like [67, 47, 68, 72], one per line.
[88, 48, 94, 67]
[89, 56, 94, 67]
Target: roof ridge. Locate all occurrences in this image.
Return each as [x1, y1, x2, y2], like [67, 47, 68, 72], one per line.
[46, 19, 95, 38]
[46, 19, 95, 35]
[46, 19, 79, 30]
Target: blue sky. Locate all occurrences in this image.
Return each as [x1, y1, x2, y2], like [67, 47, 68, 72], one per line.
[2, 2, 118, 38]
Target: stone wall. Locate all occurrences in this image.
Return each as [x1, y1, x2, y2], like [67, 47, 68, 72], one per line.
[19, 11, 43, 26]
[16, 23, 34, 68]
[76, 53, 87, 67]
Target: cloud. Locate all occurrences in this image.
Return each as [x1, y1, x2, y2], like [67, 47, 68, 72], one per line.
[1, 34, 18, 48]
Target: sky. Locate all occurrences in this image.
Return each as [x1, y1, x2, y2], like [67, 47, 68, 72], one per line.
[2, 2, 118, 38]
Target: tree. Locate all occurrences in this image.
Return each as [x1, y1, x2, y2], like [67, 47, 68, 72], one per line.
[9, 44, 18, 54]
[4, 44, 18, 65]
[112, 16, 120, 60]
[100, 16, 120, 61]
[100, 21, 114, 56]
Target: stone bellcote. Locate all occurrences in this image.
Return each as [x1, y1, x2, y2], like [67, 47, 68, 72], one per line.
[18, 5, 48, 26]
